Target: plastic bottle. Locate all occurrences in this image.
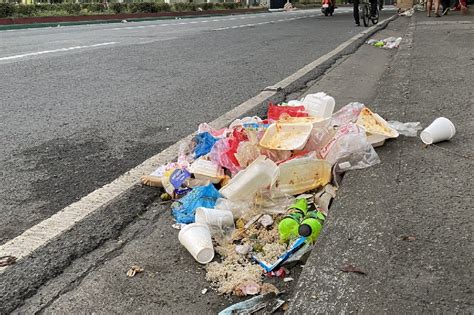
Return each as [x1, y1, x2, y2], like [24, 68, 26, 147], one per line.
[278, 199, 308, 243]
[298, 211, 326, 244]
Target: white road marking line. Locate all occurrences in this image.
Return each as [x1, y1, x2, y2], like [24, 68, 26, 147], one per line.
[0, 13, 397, 275]
[0, 42, 118, 61]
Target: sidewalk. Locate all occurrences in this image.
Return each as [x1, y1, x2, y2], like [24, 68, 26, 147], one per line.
[288, 11, 473, 313]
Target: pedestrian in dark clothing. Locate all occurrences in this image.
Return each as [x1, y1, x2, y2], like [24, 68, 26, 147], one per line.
[353, 0, 378, 25]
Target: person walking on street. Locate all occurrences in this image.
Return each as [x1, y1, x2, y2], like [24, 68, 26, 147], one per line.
[353, 0, 378, 25]
[427, 0, 441, 17]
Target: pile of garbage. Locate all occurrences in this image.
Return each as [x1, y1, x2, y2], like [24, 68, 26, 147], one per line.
[366, 37, 403, 49]
[141, 92, 414, 299]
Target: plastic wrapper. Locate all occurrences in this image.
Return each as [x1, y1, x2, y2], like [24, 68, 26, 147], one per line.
[367, 37, 402, 49]
[193, 132, 218, 159]
[242, 122, 270, 145]
[319, 123, 380, 170]
[161, 166, 192, 196]
[388, 121, 422, 137]
[331, 102, 365, 127]
[229, 116, 262, 129]
[171, 184, 221, 224]
[267, 104, 308, 121]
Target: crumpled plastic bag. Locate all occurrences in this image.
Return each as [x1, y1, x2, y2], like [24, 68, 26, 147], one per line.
[215, 198, 252, 219]
[171, 184, 221, 224]
[367, 37, 402, 49]
[210, 138, 240, 174]
[193, 132, 218, 159]
[331, 102, 365, 127]
[197, 123, 229, 138]
[303, 119, 334, 153]
[388, 121, 422, 137]
[229, 116, 262, 129]
[210, 129, 248, 175]
[235, 141, 261, 168]
[319, 123, 380, 170]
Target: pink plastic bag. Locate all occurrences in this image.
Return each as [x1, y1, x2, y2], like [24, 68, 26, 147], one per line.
[210, 138, 240, 175]
[209, 129, 248, 175]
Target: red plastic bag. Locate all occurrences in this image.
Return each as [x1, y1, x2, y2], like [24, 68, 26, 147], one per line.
[226, 128, 248, 168]
[267, 104, 308, 121]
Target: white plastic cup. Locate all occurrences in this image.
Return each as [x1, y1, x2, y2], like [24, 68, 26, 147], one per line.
[178, 223, 214, 264]
[420, 117, 456, 145]
[195, 207, 234, 231]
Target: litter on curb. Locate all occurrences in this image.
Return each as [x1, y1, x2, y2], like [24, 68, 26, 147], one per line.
[367, 37, 403, 49]
[139, 92, 441, 304]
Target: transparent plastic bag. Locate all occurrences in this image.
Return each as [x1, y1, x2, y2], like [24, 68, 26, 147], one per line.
[254, 191, 296, 215]
[215, 197, 252, 219]
[303, 119, 334, 153]
[319, 123, 380, 170]
[331, 102, 365, 127]
[388, 121, 422, 137]
[235, 141, 261, 169]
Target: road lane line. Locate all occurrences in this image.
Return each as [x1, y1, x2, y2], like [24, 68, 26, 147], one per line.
[0, 14, 397, 274]
[0, 42, 118, 61]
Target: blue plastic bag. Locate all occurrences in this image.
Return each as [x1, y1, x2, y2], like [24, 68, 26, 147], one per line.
[193, 132, 218, 159]
[171, 184, 221, 224]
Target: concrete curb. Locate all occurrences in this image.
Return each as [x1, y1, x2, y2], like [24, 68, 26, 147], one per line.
[0, 14, 398, 314]
[0, 8, 267, 31]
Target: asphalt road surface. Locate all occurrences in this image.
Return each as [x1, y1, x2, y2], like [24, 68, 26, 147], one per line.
[0, 8, 394, 245]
